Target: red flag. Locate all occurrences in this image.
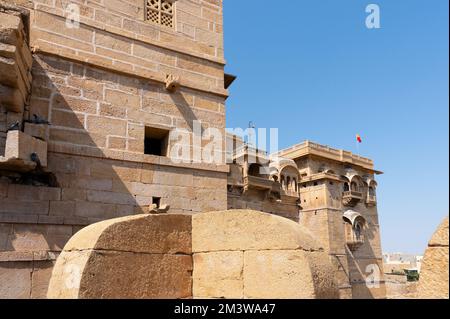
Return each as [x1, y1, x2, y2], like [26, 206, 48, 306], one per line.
[356, 134, 362, 143]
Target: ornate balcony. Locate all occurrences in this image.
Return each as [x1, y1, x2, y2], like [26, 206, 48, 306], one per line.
[244, 175, 273, 192]
[347, 237, 365, 251]
[342, 191, 363, 207]
[366, 195, 377, 206]
[343, 210, 366, 251]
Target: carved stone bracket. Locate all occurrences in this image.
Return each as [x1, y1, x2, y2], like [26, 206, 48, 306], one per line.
[165, 74, 180, 93]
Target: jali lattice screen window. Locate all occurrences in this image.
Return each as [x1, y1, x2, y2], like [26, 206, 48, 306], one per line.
[146, 0, 174, 28]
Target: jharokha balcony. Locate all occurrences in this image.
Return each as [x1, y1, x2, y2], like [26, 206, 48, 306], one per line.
[366, 195, 377, 206]
[347, 237, 365, 251]
[244, 175, 274, 192]
[342, 191, 363, 207]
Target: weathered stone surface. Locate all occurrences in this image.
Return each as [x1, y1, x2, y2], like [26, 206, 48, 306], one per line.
[242, 250, 339, 299]
[305, 251, 341, 299]
[31, 261, 54, 299]
[46, 209, 340, 299]
[0, 261, 32, 298]
[417, 217, 449, 299]
[192, 210, 320, 253]
[47, 214, 193, 299]
[63, 214, 192, 255]
[244, 250, 315, 299]
[24, 122, 48, 141]
[0, 12, 23, 46]
[193, 251, 244, 299]
[80, 252, 192, 299]
[192, 210, 339, 299]
[46, 249, 91, 299]
[49, 249, 192, 299]
[4, 130, 48, 167]
[429, 217, 449, 247]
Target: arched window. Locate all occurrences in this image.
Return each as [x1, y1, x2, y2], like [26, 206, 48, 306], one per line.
[286, 176, 291, 191]
[354, 222, 362, 241]
[343, 182, 350, 192]
[369, 186, 375, 196]
[351, 182, 358, 192]
[281, 175, 285, 190]
[248, 164, 264, 177]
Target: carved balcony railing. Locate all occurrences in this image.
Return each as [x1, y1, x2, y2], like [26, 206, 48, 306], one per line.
[244, 175, 273, 191]
[342, 191, 363, 207]
[347, 237, 365, 251]
[282, 188, 299, 198]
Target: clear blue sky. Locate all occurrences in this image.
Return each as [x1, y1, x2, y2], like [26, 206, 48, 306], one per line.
[223, 0, 449, 255]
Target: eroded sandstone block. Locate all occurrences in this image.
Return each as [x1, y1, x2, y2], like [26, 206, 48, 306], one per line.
[48, 210, 339, 299]
[192, 210, 339, 299]
[193, 251, 244, 299]
[47, 214, 193, 299]
[192, 209, 321, 253]
[244, 250, 315, 299]
[417, 217, 449, 299]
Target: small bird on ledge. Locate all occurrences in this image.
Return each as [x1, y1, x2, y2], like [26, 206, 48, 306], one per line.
[26, 114, 51, 125]
[7, 121, 20, 132]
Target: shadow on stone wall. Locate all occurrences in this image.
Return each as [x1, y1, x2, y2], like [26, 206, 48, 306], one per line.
[1, 51, 222, 298]
[345, 217, 386, 299]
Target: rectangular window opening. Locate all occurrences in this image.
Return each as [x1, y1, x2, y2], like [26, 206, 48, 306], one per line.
[152, 197, 161, 208]
[145, 127, 169, 156]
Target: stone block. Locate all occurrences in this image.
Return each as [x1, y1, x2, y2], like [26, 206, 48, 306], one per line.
[0, 261, 32, 299]
[0, 83, 24, 112]
[418, 217, 449, 299]
[86, 115, 127, 137]
[192, 210, 321, 253]
[0, 199, 49, 215]
[243, 250, 316, 299]
[105, 89, 140, 109]
[83, 251, 191, 299]
[74, 201, 117, 220]
[4, 130, 48, 167]
[193, 251, 244, 299]
[47, 214, 193, 299]
[31, 261, 55, 299]
[0, 12, 23, 46]
[49, 201, 75, 217]
[64, 214, 192, 255]
[24, 122, 48, 141]
[10, 224, 72, 252]
[86, 190, 136, 206]
[0, 224, 12, 251]
[51, 109, 85, 130]
[7, 184, 61, 201]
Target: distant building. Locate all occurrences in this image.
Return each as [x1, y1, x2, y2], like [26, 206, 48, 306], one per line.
[383, 253, 424, 274]
[227, 137, 386, 299]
